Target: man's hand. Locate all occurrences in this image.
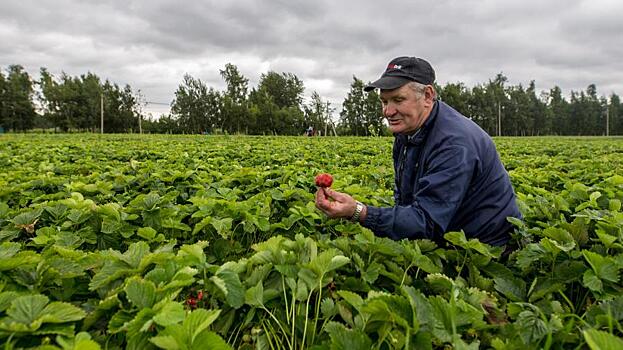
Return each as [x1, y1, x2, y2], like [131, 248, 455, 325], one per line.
[315, 187, 357, 219]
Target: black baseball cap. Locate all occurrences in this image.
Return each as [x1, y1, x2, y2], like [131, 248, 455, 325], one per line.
[364, 56, 435, 92]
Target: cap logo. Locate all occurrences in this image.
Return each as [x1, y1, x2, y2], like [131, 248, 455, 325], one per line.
[387, 64, 402, 70]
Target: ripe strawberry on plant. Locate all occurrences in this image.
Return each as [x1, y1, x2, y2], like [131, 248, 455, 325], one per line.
[186, 297, 197, 309]
[315, 173, 333, 188]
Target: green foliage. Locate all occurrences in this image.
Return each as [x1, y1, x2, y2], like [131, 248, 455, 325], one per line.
[0, 134, 622, 348]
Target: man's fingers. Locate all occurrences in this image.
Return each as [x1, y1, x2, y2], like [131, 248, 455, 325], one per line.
[315, 189, 332, 211]
[324, 188, 348, 202]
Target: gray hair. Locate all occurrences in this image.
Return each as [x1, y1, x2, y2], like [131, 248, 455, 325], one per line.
[407, 81, 436, 99]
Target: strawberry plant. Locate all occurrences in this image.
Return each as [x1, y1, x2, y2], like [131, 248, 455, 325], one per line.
[0, 134, 622, 348]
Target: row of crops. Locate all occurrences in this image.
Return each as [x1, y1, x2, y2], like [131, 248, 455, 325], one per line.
[1, 134, 622, 349]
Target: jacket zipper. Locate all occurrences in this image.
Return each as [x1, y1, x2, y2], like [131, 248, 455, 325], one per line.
[397, 144, 408, 203]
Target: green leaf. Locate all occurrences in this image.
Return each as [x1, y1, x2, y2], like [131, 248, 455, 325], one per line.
[191, 330, 232, 350]
[516, 309, 548, 344]
[493, 276, 527, 302]
[125, 277, 157, 309]
[122, 241, 151, 268]
[516, 244, 547, 271]
[426, 273, 455, 294]
[584, 329, 623, 350]
[40, 302, 86, 323]
[143, 192, 161, 210]
[211, 217, 233, 238]
[192, 217, 212, 235]
[183, 309, 221, 344]
[324, 321, 372, 350]
[179, 242, 208, 266]
[321, 298, 337, 318]
[444, 231, 499, 258]
[245, 281, 264, 307]
[541, 227, 576, 252]
[295, 278, 308, 301]
[0, 202, 9, 219]
[583, 251, 619, 283]
[58, 331, 103, 350]
[12, 208, 43, 226]
[0, 292, 20, 312]
[5, 294, 49, 325]
[33, 226, 57, 245]
[153, 302, 185, 327]
[328, 255, 351, 271]
[337, 290, 364, 313]
[210, 269, 244, 309]
[1, 294, 85, 333]
[138, 227, 157, 240]
[150, 335, 179, 350]
[583, 270, 603, 292]
[0, 242, 20, 259]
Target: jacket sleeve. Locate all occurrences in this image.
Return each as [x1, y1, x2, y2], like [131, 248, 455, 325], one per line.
[362, 144, 476, 240]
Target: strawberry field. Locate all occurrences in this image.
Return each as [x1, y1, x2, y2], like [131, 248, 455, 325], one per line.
[1, 134, 622, 349]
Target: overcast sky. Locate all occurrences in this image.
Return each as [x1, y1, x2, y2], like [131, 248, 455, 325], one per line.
[2, 0, 622, 116]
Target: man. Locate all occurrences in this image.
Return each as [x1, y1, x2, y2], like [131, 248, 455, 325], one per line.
[315, 56, 521, 246]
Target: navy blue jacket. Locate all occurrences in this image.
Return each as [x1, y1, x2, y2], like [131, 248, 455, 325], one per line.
[362, 101, 521, 246]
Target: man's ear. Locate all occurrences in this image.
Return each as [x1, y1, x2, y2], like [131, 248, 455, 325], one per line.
[425, 85, 436, 102]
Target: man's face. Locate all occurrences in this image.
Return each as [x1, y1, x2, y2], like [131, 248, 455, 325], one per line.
[380, 84, 433, 135]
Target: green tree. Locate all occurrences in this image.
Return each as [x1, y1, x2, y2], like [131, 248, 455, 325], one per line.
[526, 82, 550, 135]
[257, 71, 304, 109]
[220, 63, 248, 104]
[567, 85, 603, 135]
[220, 63, 250, 134]
[248, 71, 306, 135]
[101, 82, 140, 133]
[0, 69, 7, 130]
[363, 89, 384, 136]
[439, 82, 471, 117]
[38, 69, 139, 132]
[0, 65, 37, 131]
[546, 86, 569, 135]
[171, 74, 222, 134]
[304, 91, 333, 136]
[248, 87, 278, 135]
[608, 93, 621, 135]
[340, 76, 367, 136]
[468, 85, 494, 135]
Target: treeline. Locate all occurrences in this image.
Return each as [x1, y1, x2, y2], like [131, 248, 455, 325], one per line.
[438, 74, 622, 136]
[1, 64, 622, 136]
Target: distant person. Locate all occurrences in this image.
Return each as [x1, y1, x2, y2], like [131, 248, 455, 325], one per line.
[306, 126, 314, 137]
[315, 56, 522, 247]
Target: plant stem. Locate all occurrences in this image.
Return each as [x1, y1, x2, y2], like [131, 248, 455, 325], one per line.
[263, 307, 293, 349]
[301, 288, 314, 350]
[311, 279, 323, 345]
[400, 263, 414, 287]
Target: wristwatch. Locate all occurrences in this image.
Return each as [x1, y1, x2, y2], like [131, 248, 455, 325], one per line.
[351, 201, 364, 222]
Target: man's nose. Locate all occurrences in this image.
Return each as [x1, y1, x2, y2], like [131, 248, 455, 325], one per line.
[383, 104, 395, 117]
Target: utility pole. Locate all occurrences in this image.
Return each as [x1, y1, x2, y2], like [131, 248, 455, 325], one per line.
[100, 93, 104, 134]
[137, 89, 144, 134]
[325, 101, 329, 137]
[497, 101, 502, 137]
[606, 106, 610, 136]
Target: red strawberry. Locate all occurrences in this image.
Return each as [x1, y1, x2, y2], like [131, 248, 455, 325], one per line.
[186, 297, 197, 309]
[315, 173, 333, 188]
[197, 290, 204, 300]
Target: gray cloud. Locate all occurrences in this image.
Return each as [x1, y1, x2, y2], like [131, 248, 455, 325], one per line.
[2, 0, 622, 116]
